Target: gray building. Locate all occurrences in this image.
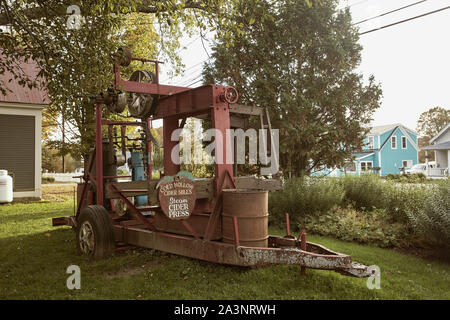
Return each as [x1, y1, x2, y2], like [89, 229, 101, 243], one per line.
[0, 57, 50, 200]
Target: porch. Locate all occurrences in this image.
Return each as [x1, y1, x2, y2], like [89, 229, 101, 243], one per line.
[421, 142, 450, 178]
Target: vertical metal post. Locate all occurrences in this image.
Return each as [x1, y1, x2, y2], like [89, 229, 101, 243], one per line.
[155, 62, 159, 84]
[211, 87, 234, 195]
[95, 104, 103, 206]
[300, 230, 307, 276]
[121, 125, 127, 158]
[147, 118, 152, 206]
[147, 118, 152, 180]
[285, 213, 291, 236]
[163, 116, 180, 176]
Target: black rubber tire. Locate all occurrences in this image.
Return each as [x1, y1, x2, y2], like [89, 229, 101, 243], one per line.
[75, 205, 115, 259]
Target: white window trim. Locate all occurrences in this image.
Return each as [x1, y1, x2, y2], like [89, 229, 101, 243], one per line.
[401, 136, 407, 149]
[402, 160, 413, 169]
[391, 136, 397, 149]
[0, 105, 43, 199]
[360, 161, 373, 172]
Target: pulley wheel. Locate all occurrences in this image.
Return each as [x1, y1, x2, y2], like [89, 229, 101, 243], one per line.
[128, 70, 160, 118]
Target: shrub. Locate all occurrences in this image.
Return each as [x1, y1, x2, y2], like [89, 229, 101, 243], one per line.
[406, 180, 450, 248]
[269, 177, 345, 226]
[384, 183, 429, 223]
[341, 174, 387, 211]
[41, 176, 55, 184]
[297, 206, 413, 248]
[386, 173, 428, 183]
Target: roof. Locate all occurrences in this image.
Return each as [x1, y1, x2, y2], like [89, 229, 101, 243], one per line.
[0, 54, 50, 105]
[430, 123, 450, 144]
[369, 123, 417, 136]
[421, 141, 450, 150]
[353, 152, 374, 160]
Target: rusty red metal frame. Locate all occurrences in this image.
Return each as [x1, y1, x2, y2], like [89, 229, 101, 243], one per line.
[114, 58, 188, 96]
[285, 213, 291, 236]
[75, 147, 96, 218]
[95, 104, 104, 206]
[109, 184, 156, 231]
[51, 54, 371, 279]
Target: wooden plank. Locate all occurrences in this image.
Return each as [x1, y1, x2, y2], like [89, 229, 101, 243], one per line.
[229, 104, 263, 116]
[234, 176, 283, 191]
[105, 176, 282, 200]
[105, 179, 214, 200]
[105, 180, 150, 199]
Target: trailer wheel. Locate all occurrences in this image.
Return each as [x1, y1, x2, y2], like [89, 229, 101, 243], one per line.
[76, 205, 115, 259]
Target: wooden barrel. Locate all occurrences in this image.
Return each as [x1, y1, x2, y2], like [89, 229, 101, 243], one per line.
[222, 189, 269, 247]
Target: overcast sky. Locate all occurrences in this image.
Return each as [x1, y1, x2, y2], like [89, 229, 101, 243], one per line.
[159, 0, 450, 132]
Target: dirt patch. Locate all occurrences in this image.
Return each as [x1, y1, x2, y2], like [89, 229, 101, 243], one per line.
[42, 185, 76, 202]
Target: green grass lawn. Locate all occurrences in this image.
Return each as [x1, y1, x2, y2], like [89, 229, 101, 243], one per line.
[0, 193, 449, 300]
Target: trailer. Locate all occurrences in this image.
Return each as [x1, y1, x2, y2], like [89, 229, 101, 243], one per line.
[53, 49, 371, 278]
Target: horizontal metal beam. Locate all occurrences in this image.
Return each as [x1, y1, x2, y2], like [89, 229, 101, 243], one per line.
[112, 228, 358, 270]
[153, 85, 217, 119]
[115, 79, 190, 96]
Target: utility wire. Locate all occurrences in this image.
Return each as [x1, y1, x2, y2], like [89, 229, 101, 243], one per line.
[360, 5, 450, 35]
[174, 73, 203, 87]
[169, 56, 213, 86]
[347, 0, 372, 9]
[186, 79, 203, 87]
[354, 0, 427, 25]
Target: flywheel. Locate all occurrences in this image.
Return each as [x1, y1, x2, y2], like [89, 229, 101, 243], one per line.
[128, 70, 160, 118]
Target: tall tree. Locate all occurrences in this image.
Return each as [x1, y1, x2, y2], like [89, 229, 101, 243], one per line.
[0, 0, 256, 160]
[416, 106, 450, 162]
[202, 0, 382, 176]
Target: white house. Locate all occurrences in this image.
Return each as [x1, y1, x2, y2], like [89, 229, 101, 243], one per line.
[421, 122, 450, 177]
[0, 56, 50, 200]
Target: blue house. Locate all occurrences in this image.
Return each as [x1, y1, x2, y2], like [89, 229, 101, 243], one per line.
[312, 124, 419, 177]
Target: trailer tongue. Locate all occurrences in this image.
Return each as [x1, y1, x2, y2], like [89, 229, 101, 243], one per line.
[52, 48, 372, 279]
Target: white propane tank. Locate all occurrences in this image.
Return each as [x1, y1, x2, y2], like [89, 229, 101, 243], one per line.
[0, 170, 13, 203]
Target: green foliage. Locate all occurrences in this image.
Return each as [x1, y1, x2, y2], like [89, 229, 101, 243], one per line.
[269, 177, 345, 225]
[341, 174, 386, 211]
[386, 173, 428, 183]
[203, 0, 382, 176]
[416, 106, 450, 162]
[407, 180, 450, 248]
[269, 175, 441, 248]
[41, 177, 55, 184]
[341, 174, 428, 223]
[2, 189, 450, 299]
[0, 0, 261, 160]
[384, 183, 429, 224]
[298, 206, 413, 248]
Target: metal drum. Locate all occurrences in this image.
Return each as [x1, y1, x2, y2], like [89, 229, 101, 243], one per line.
[222, 189, 269, 247]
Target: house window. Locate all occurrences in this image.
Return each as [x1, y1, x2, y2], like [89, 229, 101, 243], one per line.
[391, 136, 397, 149]
[402, 160, 413, 169]
[367, 136, 374, 149]
[360, 161, 373, 172]
[401, 136, 407, 149]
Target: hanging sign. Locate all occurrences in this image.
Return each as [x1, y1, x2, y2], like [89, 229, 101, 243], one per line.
[157, 172, 196, 220]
